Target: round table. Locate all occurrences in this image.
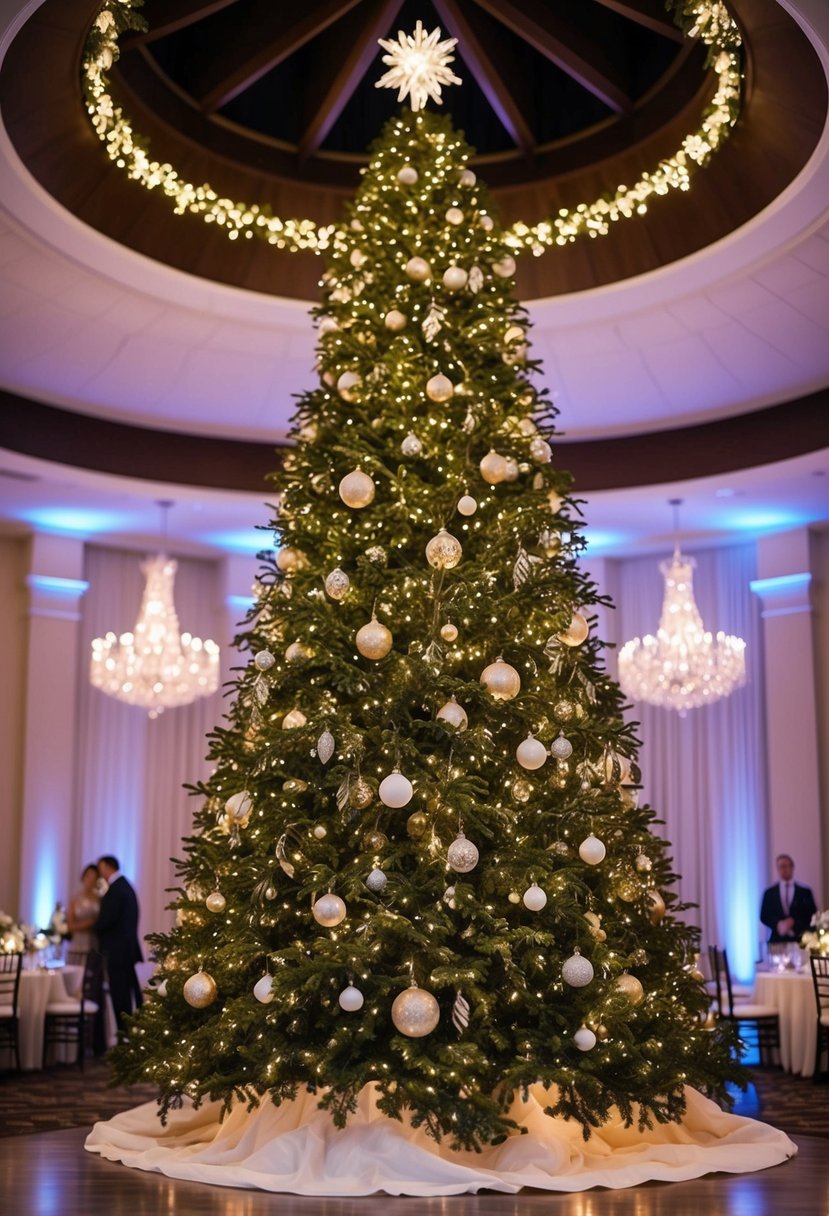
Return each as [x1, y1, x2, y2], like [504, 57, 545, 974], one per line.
[754, 969, 816, 1076]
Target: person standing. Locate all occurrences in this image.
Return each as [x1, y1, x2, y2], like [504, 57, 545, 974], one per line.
[66, 863, 101, 953]
[96, 855, 144, 1033]
[760, 854, 817, 943]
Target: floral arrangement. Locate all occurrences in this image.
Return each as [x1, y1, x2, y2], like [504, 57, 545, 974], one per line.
[802, 910, 829, 956]
[0, 910, 55, 954]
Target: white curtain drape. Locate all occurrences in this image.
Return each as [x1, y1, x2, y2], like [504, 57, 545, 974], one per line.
[606, 543, 767, 982]
[75, 545, 227, 945]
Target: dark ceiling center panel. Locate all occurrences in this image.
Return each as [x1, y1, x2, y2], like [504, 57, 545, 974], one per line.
[129, 0, 686, 179]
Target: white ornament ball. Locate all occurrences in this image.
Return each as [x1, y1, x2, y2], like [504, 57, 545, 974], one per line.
[391, 986, 440, 1037]
[282, 708, 307, 729]
[550, 734, 573, 760]
[443, 885, 457, 908]
[445, 207, 464, 225]
[339, 983, 364, 1012]
[401, 432, 423, 457]
[503, 456, 520, 482]
[574, 1026, 597, 1052]
[313, 824, 327, 839]
[254, 649, 275, 671]
[480, 658, 521, 701]
[529, 437, 553, 464]
[425, 529, 462, 569]
[562, 953, 594, 987]
[579, 834, 607, 865]
[443, 265, 468, 292]
[338, 469, 375, 508]
[447, 832, 479, 873]
[312, 894, 347, 928]
[183, 971, 217, 1008]
[355, 617, 393, 660]
[253, 974, 274, 1004]
[366, 868, 387, 893]
[397, 165, 418, 185]
[516, 735, 547, 771]
[349, 248, 367, 268]
[384, 309, 407, 332]
[440, 622, 458, 642]
[457, 494, 478, 516]
[459, 168, 476, 186]
[225, 790, 253, 823]
[324, 568, 350, 600]
[523, 883, 547, 911]
[479, 450, 508, 484]
[318, 316, 339, 336]
[337, 370, 361, 402]
[493, 254, 517, 278]
[405, 255, 431, 282]
[205, 891, 226, 914]
[479, 213, 494, 232]
[379, 770, 413, 808]
[426, 373, 454, 403]
[436, 696, 468, 731]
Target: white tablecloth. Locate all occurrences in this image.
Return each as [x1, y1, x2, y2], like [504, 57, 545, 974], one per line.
[754, 970, 816, 1076]
[16, 965, 84, 1070]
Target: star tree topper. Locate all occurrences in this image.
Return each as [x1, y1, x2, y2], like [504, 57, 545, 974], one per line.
[375, 21, 462, 112]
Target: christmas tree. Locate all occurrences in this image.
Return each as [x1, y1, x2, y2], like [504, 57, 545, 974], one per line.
[110, 89, 742, 1150]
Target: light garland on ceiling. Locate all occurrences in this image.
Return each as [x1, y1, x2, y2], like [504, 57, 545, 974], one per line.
[81, 1, 741, 256]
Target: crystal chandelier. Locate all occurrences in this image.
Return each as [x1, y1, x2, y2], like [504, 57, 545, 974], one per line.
[618, 500, 746, 712]
[90, 502, 220, 718]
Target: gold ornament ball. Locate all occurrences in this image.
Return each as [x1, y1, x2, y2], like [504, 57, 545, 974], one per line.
[596, 1024, 609, 1041]
[635, 853, 652, 873]
[391, 986, 440, 1037]
[363, 828, 387, 851]
[443, 266, 468, 292]
[440, 622, 459, 642]
[285, 640, 313, 664]
[183, 970, 218, 1009]
[648, 889, 667, 925]
[312, 893, 347, 927]
[351, 779, 374, 810]
[384, 309, 407, 332]
[324, 568, 350, 600]
[426, 373, 454, 403]
[406, 255, 431, 282]
[282, 708, 307, 730]
[205, 891, 226, 914]
[425, 530, 462, 569]
[337, 370, 361, 402]
[511, 777, 532, 803]
[553, 698, 575, 721]
[356, 616, 393, 660]
[479, 450, 508, 484]
[457, 494, 477, 516]
[407, 811, 429, 839]
[436, 696, 467, 731]
[339, 469, 375, 509]
[276, 547, 308, 574]
[616, 875, 639, 902]
[480, 658, 521, 701]
[615, 974, 645, 1005]
[559, 611, 590, 647]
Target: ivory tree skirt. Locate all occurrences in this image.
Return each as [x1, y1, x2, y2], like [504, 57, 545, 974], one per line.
[85, 1083, 796, 1196]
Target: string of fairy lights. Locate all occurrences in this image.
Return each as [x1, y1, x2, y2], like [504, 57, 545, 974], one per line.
[81, 1, 742, 256]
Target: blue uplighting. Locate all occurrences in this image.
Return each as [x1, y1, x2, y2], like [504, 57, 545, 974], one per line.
[19, 506, 122, 535]
[27, 575, 89, 598]
[579, 530, 627, 556]
[749, 573, 811, 596]
[203, 528, 275, 555]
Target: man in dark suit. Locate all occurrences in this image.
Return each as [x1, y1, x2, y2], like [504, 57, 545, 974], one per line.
[760, 853, 817, 943]
[96, 855, 143, 1034]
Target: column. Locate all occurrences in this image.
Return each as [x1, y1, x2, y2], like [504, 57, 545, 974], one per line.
[751, 528, 823, 902]
[18, 534, 88, 928]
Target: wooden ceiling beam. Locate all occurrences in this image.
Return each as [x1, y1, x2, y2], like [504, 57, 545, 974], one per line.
[469, 0, 634, 114]
[298, 0, 404, 159]
[121, 0, 240, 46]
[196, 0, 363, 114]
[432, 0, 535, 152]
[591, 0, 685, 42]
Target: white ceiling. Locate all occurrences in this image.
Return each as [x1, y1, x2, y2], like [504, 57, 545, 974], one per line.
[0, 0, 828, 559]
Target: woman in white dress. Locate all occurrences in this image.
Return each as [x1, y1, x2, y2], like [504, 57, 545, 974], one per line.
[67, 863, 101, 954]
